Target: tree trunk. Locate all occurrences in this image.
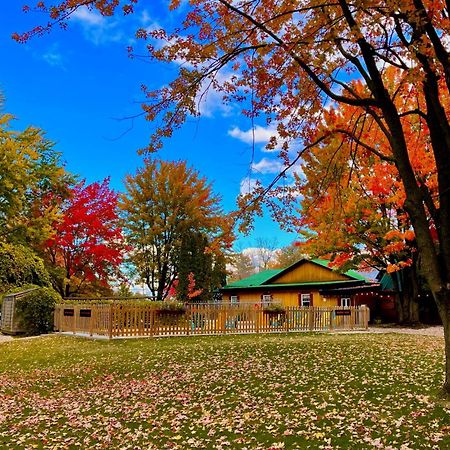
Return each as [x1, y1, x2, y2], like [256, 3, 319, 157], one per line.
[391, 270, 420, 324]
[399, 267, 421, 325]
[393, 291, 419, 325]
[436, 291, 450, 394]
[409, 296, 420, 324]
[408, 265, 420, 324]
[394, 293, 405, 324]
[64, 282, 71, 299]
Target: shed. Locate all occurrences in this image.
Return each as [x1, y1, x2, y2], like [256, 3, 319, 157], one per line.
[1, 289, 37, 335]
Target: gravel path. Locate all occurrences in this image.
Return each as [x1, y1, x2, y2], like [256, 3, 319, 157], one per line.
[331, 325, 444, 337]
[0, 334, 13, 343]
[0, 327, 445, 343]
[366, 325, 444, 337]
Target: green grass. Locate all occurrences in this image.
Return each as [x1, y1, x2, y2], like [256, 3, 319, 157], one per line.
[0, 333, 449, 449]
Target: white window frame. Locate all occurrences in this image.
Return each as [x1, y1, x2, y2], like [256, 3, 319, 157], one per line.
[262, 294, 272, 307]
[300, 293, 311, 307]
[340, 297, 351, 307]
[230, 295, 239, 305]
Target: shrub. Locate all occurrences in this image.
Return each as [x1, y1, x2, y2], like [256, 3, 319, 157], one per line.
[155, 301, 186, 313]
[15, 287, 62, 335]
[0, 242, 50, 292]
[263, 303, 285, 313]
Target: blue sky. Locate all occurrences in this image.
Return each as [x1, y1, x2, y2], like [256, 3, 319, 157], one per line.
[0, 2, 298, 250]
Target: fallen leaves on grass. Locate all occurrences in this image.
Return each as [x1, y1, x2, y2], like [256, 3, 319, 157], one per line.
[0, 334, 449, 449]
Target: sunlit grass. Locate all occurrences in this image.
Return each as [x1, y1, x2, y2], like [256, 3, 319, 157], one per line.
[0, 333, 449, 449]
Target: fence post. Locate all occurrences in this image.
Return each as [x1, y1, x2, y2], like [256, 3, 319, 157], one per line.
[150, 309, 155, 337]
[89, 305, 94, 337]
[309, 306, 314, 331]
[108, 303, 114, 339]
[73, 305, 78, 335]
[364, 306, 369, 330]
[56, 305, 63, 332]
[329, 307, 333, 331]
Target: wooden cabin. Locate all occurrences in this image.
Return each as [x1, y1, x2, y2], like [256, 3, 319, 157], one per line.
[222, 258, 382, 309]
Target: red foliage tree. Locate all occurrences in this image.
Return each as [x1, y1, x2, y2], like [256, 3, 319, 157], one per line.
[45, 178, 125, 297]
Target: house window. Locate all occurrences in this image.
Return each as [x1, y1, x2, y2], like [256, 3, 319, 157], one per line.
[262, 294, 272, 307]
[230, 295, 239, 305]
[300, 293, 311, 307]
[340, 297, 351, 307]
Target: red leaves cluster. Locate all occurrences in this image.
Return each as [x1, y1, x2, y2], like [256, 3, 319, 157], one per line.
[45, 178, 125, 292]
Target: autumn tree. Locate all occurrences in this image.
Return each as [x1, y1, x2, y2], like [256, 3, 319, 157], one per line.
[120, 159, 232, 301]
[0, 101, 72, 246]
[19, 0, 450, 392]
[44, 178, 125, 297]
[292, 95, 428, 323]
[0, 242, 50, 292]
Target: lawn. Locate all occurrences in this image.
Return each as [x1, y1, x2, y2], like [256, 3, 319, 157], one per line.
[0, 333, 449, 449]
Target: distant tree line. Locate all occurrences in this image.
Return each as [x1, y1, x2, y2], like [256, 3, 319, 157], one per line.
[0, 98, 232, 302]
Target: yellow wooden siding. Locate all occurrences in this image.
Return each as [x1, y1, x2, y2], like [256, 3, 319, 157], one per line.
[225, 290, 339, 307]
[317, 295, 339, 307]
[271, 261, 349, 283]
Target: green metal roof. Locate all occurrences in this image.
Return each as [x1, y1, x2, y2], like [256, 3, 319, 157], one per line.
[223, 280, 364, 290]
[379, 272, 395, 291]
[224, 258, 370, 290]
[225, 269, 282, 288]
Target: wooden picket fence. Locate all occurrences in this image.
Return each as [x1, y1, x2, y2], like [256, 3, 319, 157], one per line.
[54, 304, 369, 339]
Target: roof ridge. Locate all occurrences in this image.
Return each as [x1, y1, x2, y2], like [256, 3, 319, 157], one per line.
[224, 258, 370, 288]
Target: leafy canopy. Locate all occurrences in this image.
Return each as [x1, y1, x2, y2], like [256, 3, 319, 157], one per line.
[0, 104, 72, 245]
[45, 178, 125, 297]
[121, 159, 232, 300]
[15, 0, 450, 390]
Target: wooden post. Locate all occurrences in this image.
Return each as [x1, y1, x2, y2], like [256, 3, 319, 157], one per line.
[108, 303, 114, 339]
[309, 306, 314, 331]
[89, 306, 94, 336]
[329, 307, 333, 331]
[73, 305, 77, 335]
[150, 309, 154, 337]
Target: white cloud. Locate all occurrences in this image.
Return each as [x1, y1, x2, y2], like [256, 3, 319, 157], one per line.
[251, 157, 283, 175]
[72, 7, 104, 26]
[71, 6, 124, 45]
[240, 177, 258, 195]
[41, 44, 64, 68]
[140, 9, 153, 26]
[228, 125, 277, 145]
[181, 69, 235, 118]
[196, 84, 233, 118]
